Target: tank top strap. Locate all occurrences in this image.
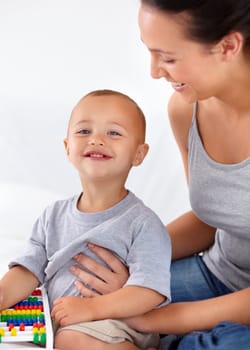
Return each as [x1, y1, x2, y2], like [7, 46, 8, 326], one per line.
[188, 101, 198, 147]
[192, 101, 198, 123]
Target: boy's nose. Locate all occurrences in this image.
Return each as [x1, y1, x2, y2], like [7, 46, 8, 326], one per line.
[88, 135, 104, 146]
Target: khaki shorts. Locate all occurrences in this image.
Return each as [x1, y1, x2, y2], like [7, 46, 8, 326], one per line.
[57, 319, 160, 349]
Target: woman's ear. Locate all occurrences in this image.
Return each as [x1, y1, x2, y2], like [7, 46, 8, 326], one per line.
[217, 31, 244, 61]
[132, 143, 149, 166]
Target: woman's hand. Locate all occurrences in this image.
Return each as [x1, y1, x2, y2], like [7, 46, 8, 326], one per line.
[70, 243, 129, 296]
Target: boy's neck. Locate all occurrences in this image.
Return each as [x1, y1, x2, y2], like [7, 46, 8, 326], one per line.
[77, 184, 128, 213]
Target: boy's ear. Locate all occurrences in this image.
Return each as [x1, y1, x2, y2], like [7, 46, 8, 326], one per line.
[64, 138, 70, 156]
[132, 143, 149, 166]
[216, 31, 244, 61]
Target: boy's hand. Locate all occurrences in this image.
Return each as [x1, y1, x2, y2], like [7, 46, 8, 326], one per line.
[51, 296, 94, 326]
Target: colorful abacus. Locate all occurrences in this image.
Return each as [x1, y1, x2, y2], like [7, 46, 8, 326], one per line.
[0, 286, 53, 348]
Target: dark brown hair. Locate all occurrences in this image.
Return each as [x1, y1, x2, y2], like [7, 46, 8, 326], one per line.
[141, 0, 250, 47]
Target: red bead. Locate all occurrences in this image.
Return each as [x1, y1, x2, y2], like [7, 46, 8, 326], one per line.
[8, 323, 14, 331]
[19, 323, 25, 331]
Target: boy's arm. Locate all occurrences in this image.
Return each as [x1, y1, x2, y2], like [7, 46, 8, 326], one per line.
[51, 285, 165, 326]
[0, 265, 39, 310]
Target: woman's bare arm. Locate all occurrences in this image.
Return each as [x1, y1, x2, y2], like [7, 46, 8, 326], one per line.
[125, 287, 250, 334]
[168, 211, 215, 260]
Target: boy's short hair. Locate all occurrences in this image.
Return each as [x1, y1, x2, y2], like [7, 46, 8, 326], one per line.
[84, 89, 146, 125]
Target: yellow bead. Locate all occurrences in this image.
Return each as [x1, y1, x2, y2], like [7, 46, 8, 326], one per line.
[11, 328, 17, 336]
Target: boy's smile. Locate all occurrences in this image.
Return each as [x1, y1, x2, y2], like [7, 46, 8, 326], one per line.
[83, 150, 112, 160]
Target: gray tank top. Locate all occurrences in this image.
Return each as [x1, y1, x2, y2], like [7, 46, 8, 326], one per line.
[188, 102, 250, 291]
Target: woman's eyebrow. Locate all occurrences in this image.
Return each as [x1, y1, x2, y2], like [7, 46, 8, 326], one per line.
[140, 37, 176, 55]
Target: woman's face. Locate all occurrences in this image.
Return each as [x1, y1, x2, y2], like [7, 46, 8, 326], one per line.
[138, 4, 224, 103]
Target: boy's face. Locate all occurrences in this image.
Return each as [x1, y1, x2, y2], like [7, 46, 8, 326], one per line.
[64, 94, 149, 183]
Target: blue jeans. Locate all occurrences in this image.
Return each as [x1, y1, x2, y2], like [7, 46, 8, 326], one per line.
[160, 255, 250, 350]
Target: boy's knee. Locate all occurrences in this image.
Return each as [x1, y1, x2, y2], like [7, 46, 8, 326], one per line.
[54, 330, 75, 350]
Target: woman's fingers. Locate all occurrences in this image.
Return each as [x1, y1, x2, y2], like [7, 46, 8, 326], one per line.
[88, 243, 128, 276]
[74, 280, 99, 297]
[72, 254, 107, 279]
[70, 264, 110, 295]
[71, 243, 129, 295]
[87, 243, 129, 283]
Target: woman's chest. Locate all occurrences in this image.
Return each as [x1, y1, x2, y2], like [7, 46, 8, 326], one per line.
[197, 104, 250, 164]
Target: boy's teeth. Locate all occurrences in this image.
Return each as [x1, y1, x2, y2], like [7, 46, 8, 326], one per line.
[92, 153, 103, 157]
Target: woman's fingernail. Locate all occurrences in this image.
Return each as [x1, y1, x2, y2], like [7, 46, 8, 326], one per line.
[74, 280, 80, 288]
[88, 243, 95, 249]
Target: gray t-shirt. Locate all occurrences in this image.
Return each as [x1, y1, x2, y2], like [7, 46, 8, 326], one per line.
[10, 191, 171, 307]
[189, 103, 250, 291]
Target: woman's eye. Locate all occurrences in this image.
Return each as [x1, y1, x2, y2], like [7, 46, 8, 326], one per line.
[163, 59, 176, 64]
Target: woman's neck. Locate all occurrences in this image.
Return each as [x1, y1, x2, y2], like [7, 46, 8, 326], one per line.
[215, 59, 250, 115]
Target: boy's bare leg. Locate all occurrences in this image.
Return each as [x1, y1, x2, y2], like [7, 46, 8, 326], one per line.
[55, 330, 140, 350]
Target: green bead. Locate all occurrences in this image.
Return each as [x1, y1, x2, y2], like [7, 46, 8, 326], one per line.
[40, 333, 46, 345]
[33, 333, 39, 344]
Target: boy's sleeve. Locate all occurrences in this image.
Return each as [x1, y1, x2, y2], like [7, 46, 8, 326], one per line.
[8, 211, 48, 285]
[125, 211, 171, 305]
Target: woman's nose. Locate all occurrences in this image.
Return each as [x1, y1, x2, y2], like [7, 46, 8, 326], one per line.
[150, 55, 167, 79]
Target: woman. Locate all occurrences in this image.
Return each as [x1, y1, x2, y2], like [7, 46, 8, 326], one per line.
[70, 1, 250, 348]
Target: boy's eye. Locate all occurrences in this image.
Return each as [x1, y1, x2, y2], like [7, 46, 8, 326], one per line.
[108, 130, 122, 136]
[77, 129, 90, 135]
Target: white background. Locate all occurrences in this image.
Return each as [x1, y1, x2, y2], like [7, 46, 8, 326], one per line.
[0, 0, 190, 276]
